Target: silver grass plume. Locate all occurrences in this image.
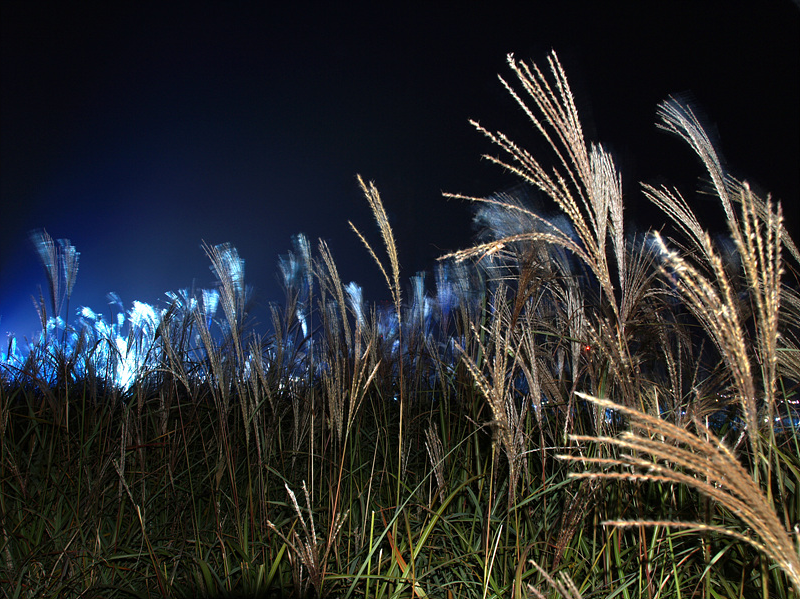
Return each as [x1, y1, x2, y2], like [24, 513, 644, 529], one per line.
[30, 229, 80, 321]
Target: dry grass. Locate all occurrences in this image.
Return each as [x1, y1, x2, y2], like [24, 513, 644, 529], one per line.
[448, 50, 800, 595]
[3, 51, 798, 599]
[561, 394, 800, 590]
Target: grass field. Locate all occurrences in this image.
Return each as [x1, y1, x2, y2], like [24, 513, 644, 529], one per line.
[2, 52, 799, 599]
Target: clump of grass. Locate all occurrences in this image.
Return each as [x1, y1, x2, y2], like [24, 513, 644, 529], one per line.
[2, 50, 798, 599]
[447, 50, 799, 596]
[561, 394, 800, 589]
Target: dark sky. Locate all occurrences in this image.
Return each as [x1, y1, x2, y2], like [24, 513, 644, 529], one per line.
[2, 2, 798, 340]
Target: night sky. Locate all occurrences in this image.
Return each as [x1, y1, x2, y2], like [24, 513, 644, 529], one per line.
[2, 2, 798, 341]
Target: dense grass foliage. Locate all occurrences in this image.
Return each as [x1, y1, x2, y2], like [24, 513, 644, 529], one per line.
[2, 52, 799, 599]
